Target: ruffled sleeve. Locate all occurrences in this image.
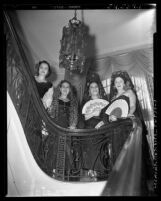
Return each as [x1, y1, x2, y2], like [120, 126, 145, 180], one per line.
[42, 87, 54, 109]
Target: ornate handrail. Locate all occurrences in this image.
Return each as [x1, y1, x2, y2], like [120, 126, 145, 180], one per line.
[5, 10, 139, 183]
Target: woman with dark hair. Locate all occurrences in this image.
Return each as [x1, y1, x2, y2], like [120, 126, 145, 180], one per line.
[104, 70, 153, 195]
[95, 71, 137, 129]
[80, 73, 109, 129]
[47, 80, 78, 129]
[34, 61, 53, 166]
[109, 70, 136, 120]
[34, 60, 53, 99]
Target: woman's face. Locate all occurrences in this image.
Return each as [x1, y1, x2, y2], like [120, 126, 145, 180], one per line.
[39, 63, 49, 77]
[60, 82, 70, 97]
[114, 77, 125, 91]
[89, 82, 99, 97]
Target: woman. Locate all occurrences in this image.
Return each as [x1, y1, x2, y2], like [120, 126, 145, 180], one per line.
[78, 73, 109, 179]
[81, 73, 109, 129]
[34, 60, 53, 99]
[110, 70, 136, 117]
[103, 71, 153, 194]
[47, 80, 78, 129]
[34, 60, 53, 164]
[106, 71, 136, 123]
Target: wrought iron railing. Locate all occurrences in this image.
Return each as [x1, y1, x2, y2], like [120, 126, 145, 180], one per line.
[5, 10, 140, 183]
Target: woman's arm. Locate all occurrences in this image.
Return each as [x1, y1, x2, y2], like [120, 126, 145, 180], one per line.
[95, 105, 110, 129]
[127, 89, 136, 116]
[99, 105, 110, 123]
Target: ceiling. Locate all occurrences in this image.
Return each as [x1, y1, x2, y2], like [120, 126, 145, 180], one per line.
[16, 9, 156, 63]
[13, 9, 156, 83]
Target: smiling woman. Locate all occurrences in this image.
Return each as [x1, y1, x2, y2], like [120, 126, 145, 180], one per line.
[47, 80, 78, 129]
[80, 73, 109, 129]
[34, 60, 53, 99]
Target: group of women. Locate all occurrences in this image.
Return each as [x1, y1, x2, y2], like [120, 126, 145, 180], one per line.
[34, 60, 137, 129]
[34, 60, 153, 194]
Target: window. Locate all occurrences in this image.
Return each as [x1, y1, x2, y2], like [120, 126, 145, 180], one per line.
[102, 78, 111, 96]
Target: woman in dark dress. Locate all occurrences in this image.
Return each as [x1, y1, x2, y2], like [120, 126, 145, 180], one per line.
[105, 71, 153, 195]
[80, 73, 109, 129]
[34, 60, 52, 99]
[34, 61, 53, 164]
[46, 80, 78, 177]
[97, 70, 137, 128]
[47, 80, 78, 129]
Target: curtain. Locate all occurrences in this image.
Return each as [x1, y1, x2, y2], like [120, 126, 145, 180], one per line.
[94, 47, 154, 158]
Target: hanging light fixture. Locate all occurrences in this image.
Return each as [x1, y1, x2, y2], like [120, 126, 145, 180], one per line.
[59, 10, 86, 73]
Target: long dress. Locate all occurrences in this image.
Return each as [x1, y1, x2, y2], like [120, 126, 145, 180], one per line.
[47, 99, 76, 177]
[53, 99, 71, 128]
[34, 80, 52, 171]
[105, 94, 153, 194]
[81, 95, 131, 178]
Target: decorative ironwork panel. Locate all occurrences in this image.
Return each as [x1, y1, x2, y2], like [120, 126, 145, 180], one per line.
[54, 135, 66, 180]
[24, 97, 48, 170]
[6, 26, 30, 127]
[43, 131, 58, 176]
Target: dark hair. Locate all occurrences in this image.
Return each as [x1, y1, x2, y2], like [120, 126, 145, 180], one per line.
[109, 70, 148, 132]
[88, 81, 100, 95]
[36, 60, 51, 78]
[82, 73, 108, 105]
[109, 70, 134, 100]
[58, 80, 73, 100]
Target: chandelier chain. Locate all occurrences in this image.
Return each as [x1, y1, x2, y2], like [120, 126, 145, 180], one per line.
[74, 10, 77, 19]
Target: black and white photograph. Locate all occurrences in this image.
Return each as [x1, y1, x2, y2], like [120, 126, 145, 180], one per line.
[5, 3, 157, 196]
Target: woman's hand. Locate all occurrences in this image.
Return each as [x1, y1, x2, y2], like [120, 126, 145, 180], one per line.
[127, 113, 135, 118]
[95, 121, 104, 129]
[109, 115, 117, 122]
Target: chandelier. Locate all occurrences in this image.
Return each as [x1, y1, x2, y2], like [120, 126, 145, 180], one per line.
[59, 10, 86, 73]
